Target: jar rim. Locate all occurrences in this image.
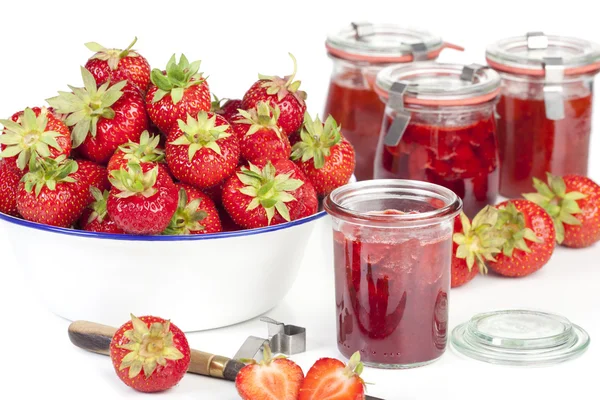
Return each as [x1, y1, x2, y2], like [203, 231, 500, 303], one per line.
[324, 179, 462, 227]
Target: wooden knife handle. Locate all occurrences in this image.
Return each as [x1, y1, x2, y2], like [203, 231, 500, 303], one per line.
[68, 320, 245, 381]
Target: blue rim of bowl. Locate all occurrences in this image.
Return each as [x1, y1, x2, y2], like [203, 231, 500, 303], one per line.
[0, 210, 327, 241]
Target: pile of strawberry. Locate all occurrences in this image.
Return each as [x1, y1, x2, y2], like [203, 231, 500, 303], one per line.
[0, 39, 355, 235]
[451, 173, 600, 288]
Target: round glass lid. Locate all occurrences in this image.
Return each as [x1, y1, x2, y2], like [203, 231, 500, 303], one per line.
[451, 310, 590, 366]
[486, 32, 600, 75]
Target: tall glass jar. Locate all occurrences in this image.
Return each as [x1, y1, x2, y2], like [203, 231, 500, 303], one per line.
[324, 179, 462, 368]
[373, 63, 502, 217]
[324, 23, 461, 181]
[486, 32, 600, 198]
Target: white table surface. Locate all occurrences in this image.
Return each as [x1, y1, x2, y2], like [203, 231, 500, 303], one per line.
[1, 215, 597, 400]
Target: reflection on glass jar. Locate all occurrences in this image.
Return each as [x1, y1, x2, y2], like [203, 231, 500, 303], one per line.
[486, 32, 600, 198]
[324, 23, 460, 181]
[373, 63, 502, 218]
[324, 180, 462, 368]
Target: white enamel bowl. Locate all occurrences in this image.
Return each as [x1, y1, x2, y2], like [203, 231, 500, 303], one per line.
[0, 209, 327, 332]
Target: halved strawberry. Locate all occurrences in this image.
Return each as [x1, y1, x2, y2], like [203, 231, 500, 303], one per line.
[242, 53, 307, 135]
[0, 159, 22, 216]
[298, 351, 365, 400]
[163, 184, 222, 235]
[79, 187, 124, 233]
[235, 345, 304, 400]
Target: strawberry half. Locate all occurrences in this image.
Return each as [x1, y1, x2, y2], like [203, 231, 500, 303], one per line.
[107, 162, 178, 235]
[110, 314, 190, 393]
[166, 112, 239, 189]
[47, 67, 148, 164]
[0, 107, 71, 171]
[298, 351, 366, 400]
[146, 54, 211, 135]
[79, 187, 124, 234]
[235, 344, 304, 400]
[242, 53, 307, 135]
[84, 37, 151, 94]
[107, 130, 165, 173]
[233, 102, 291, 164]
[291, 113, 355, 196]
[0, 159, 22, 216]
[163, 184, 222, 235]
[524, 173, 600, 248]
[222, 160, 318, 229]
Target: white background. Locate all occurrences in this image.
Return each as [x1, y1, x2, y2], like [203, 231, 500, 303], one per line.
[1, 0, 599, 399]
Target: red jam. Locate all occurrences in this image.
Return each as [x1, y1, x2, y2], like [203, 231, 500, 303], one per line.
[374, 114, 499, 218]
[333, 203, 451, 367]
[496, 93, 592, 198]
[324, 80, 385, 181]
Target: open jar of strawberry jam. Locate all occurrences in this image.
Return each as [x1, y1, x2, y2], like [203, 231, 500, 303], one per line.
[486, 32, 600, 198]
[324, 23, 461, 181]
[373, 63, 501, 217]
[324, 179, 462, 368]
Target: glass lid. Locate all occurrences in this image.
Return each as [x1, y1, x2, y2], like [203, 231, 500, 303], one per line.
[375, 62, 501, 106]
[451, 310, 590, 366]
[326, 23, 447, 63]
[486, 32, 600, 76]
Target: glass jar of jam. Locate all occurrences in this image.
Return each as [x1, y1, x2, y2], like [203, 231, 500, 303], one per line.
[324, 179, 462, 368]
[486, 32, 600, 198]
[324, 23, 462, 181]
[373, 63, 501, 217]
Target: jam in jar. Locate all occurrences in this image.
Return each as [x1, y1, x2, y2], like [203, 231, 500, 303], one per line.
[324, 23, 461, 181]
[373, 63, 502, 217]
[486, 32, 600, 197]
[324, 180, 462, 368]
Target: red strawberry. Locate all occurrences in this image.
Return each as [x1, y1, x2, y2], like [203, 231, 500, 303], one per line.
[107, 130, 165, 173]
[146, 54, 211, 134]
[0, 159, 22, 216]
[84, 37, 151, 94]
[79, 187, 124, 233]
[233, 102, 291, 164]
[0, 107, 71, 170]
[524, 173, 600, 248]
[222, 159, 318, 229]
[235, 345, 304, 400]
[47, 67, 148, 164]
[16, 156, 92, 227]
[298, 351, 365, 400]
[487, 200, 556, 277]
[163, 184, 222, 235]
[451, 209, 503, 288]
[107, 162, 178, 235]
[165, 112, 239, 189]
[110, 314, 190, 393]
[242, 53, 307, 135]
[291, 114, 355, 196]
[211, 96, 242, 122]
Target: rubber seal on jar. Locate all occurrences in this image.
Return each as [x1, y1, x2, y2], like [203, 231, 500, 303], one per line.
[325, 41, 464, 64]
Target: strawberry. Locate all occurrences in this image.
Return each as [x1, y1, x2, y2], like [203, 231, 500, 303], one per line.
[222, 160, 318, 229]
[211, 96, 242, 122]
[0, 159, 22, 216]
[107, 130, 165, 173]
[146, 54, 211, 134]
[16, 156, 92, 227]
[235, 344, 304, 400]
[487, 200, 556, 277]
[0, 107, 71, 170]
[298, 351, 365, 400]
[233, 102, 291, 164]
[110, 314, 190, 393]
[163, 184, 222, 235]
[451, 209, 503, 288]
[107, 162, 178, 235]
[242, 53, 307, 135]
[291, 113, 355, 196]
[84, 37, 151, 94]
[165, 112, 239, 189]
[47, 67, 148, 164]
[76, 159, 110, 202]
[79, 187, 124, 233]
[524, 173, 600, 248]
